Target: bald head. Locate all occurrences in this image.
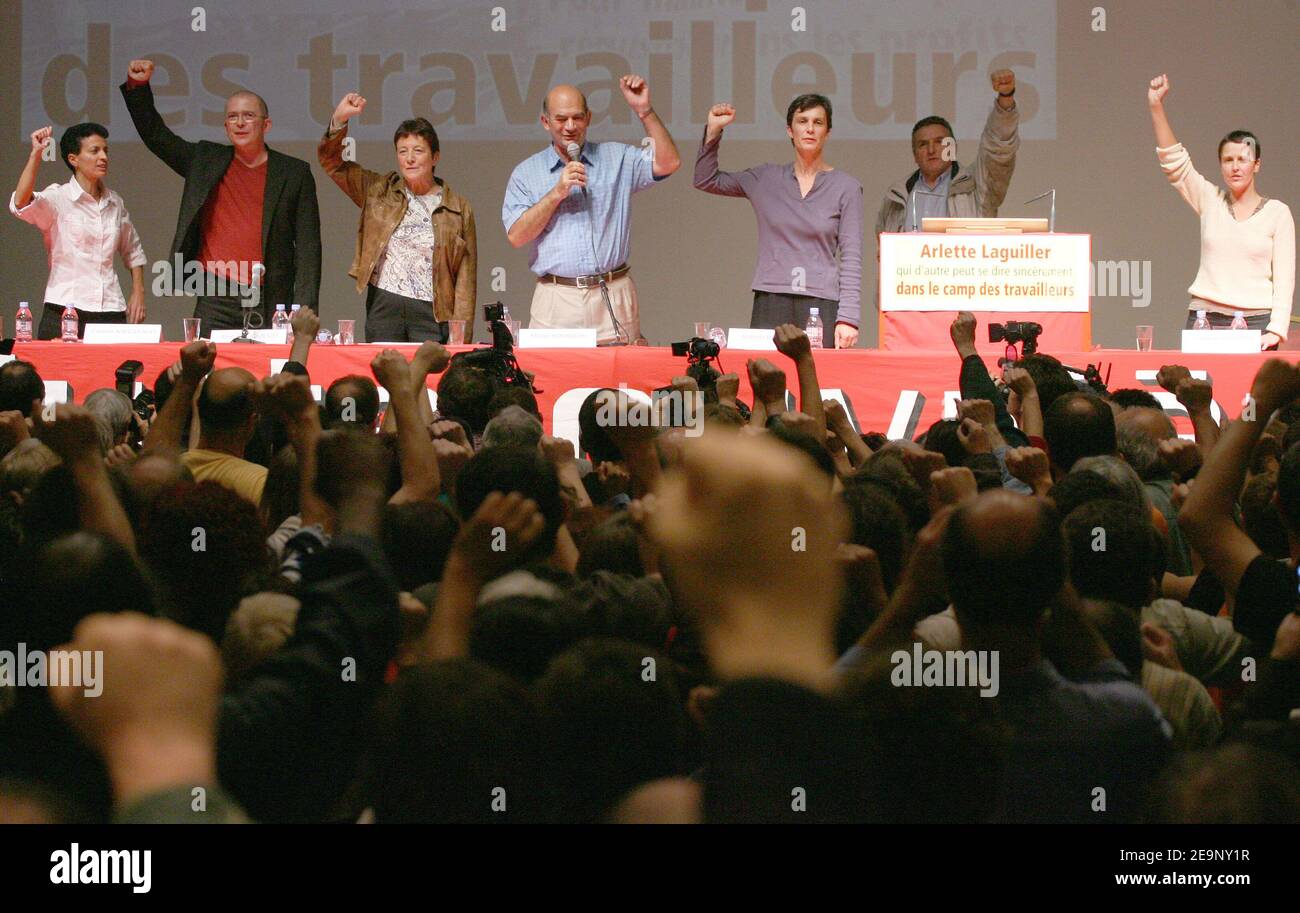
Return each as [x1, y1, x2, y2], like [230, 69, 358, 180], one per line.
[943, 490, 1065, 628]
[198, 367, 258, 434]
[1044, 392, 1117, 473]
[541, 85, 591, 154]
[227, 89, 268, 118]
[1117, 406, 1176, 443]
[543, 85, 587, 116]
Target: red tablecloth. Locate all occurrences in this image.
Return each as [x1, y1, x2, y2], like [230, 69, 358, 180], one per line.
[8, 341, 1286, 440]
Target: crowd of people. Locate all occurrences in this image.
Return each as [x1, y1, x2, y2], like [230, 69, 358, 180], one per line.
[0, 307, 1296, 824]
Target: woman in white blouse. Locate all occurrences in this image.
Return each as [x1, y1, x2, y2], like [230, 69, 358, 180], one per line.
[1147, 74, 1295, 350]
[10, 123, 147, 339]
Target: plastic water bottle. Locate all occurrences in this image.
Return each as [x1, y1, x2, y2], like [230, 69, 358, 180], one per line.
[61, 306, 79, 342]
[290, 303, 302, 318]
[805, 307, 824, 349]
[1229, 311, 1248, 330]
[272, 303, 290, 337]
[15, 302, 33, 342]
[1191, 309, 1210, 330]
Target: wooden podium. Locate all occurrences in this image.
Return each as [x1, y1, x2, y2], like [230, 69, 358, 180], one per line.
[879, 220, 1092, 353]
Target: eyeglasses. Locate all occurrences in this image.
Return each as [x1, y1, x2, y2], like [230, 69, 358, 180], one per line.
[225, 112, 265, 124]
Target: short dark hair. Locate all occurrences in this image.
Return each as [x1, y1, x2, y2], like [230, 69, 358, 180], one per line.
[1217, 130, 1260, 161]
[488, 386, 541, 422]
[1020, 354, 1077, 413]
[578, 388, 624, 464]
[576, 513, 645, 579]
[911, 115, 953, 142]
[367, 659, 540, 823]
[920, 419, 963, 470]
[1275, 442, 1300, 532]
[786, 93, 832, 130]
[382, 499, 461, 590]
[1109, 388, 1162, 410]
[1063, 500, 1158, 610]
[138, 481, 271, 641]
[840, 477, 911, 594]
[394, 118, 440, 156]
[437, 366, 498, 435]
[0, 361, 45, 416]
[454, 446, 565, 561]
[1044, 392, 1117, 473]
[59, 123, 108, 172]
[768, 419, 836, 480]
[324, 375, 380, 428]
[943, 496, 1065, 627]
[535, 638, 689, 822]
[1047, 469, 1128, 520]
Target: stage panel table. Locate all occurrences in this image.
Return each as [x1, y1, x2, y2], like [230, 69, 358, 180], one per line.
[6, 342, 1284, 443]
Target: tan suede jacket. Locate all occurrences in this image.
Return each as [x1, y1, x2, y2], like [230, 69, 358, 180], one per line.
[318, 124, 477, 334]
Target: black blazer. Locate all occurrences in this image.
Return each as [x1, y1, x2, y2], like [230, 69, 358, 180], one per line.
[120, 81, 321, 315]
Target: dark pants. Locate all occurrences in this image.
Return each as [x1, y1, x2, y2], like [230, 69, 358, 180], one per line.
[1184, 310, 1275, 348]
[37, 304, 126, 340]
[195, 295, 265, 333]
[365, 285, 447, 343]
[751, 291, 837, 349]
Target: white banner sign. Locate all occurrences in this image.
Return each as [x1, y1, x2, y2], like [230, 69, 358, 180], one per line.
[22, 0, 1056, 142]
[879, 233, 1091, 313]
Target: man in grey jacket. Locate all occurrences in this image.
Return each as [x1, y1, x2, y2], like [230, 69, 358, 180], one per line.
[876, 68, 1021, 238]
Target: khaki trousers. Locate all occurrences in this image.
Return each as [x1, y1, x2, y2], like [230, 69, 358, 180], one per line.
[529, 273, 640, 345]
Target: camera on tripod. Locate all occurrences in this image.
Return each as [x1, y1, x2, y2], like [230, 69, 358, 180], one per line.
[447, 301, 536, 391]
[989, 320, 1043, 356]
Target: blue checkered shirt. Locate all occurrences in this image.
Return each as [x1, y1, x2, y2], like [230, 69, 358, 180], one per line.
[502, 140, 663, 277]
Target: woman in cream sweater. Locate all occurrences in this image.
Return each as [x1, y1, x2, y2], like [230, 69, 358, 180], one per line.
[1147, 74, 1295, 350]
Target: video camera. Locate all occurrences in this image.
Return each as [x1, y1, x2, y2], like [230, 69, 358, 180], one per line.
[448, 302, 537, 391]
[988, 320, 1043, 356]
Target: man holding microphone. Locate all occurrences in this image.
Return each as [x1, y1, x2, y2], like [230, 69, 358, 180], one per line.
[502, 76, 680, 345]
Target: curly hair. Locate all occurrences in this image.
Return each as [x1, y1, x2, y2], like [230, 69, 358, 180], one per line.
[138, 481, 271, 643]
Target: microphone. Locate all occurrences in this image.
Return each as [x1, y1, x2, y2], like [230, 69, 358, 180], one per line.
[566, 142, 587, 197]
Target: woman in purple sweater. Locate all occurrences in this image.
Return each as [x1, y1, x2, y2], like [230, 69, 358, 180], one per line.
[694, 94, 864, 348]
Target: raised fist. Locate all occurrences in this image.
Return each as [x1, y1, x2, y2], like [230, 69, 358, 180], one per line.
[1005, 446, 1050, 487]
[370, 348, 412, 393]
[714, 372, 740, 405]
[179, 340, 218, 384]
[747, 358, 788, 405]
[707, 103, 736, 132]
[1174, 378, 1213, 415]
[1156, 364, 1192, 394]
[1158, 437, 1202, 480]
[1147, 73, 1169, 107]
[333, 92, 367, 124]
[289, 304, 320, 340]
[773, 323, 812, 361]
[1002, 365, 1036, 397]
[950, 311, 977, 350]
[127, 59, 155, 83]
[30, 126, 52, 155]
[619, 74, 652, 116]
[990, 68, 1016, 96]
[413, 339, 451, 375]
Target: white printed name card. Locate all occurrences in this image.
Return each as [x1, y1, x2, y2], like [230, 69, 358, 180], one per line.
[518, 328, 598, 348]
[82, 324, 163, 344]
[725, 328, 778, 350]
[209, 329, 289, 344]
[1180, 330, 1261, 354]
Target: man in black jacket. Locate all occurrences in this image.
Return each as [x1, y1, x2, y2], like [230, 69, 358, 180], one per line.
[120, 59, 320, 332]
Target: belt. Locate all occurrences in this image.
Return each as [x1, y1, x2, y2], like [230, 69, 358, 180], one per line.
[539, 263, 630, 288]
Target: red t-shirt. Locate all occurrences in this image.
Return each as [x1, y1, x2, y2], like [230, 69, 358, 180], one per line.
[198, 157, 267, 281]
